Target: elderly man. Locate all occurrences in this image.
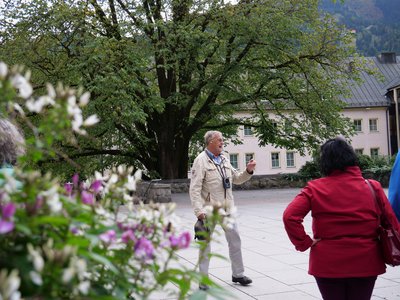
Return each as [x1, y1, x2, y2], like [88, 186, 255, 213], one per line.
[190, 130, 256, 290]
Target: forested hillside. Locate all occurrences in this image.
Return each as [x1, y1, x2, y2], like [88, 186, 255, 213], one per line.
[319, 0, 400, 56]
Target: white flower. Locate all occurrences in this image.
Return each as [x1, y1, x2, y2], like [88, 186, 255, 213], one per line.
[0, 62, 8, 78]
[204, 205, 213, 215]
[138, 209, 152, 222]
[11, 74, 32, 98]
[29, 271, 43, 286]
[117, 165, 125, 174]
[6, 271, 20, 297]
[61, 245, 76, 260]
[94, 206, 107, 216]
[77, 281, 90, 295]
[27, 244, 44, 272]
[75, 259, 87, 276]
[123, 193, 133, 202]
[10, 291, 21, 300]
[125, 175, 136, 191]
[13, 103, 25, 116]
[108, 174, 118, 184]
[222, 215, 235, 230]
[67, 104, 81, 117]
[24, 70, 31, 81]
[67, 95, 77, 108]
[41, 187, 62, 213]
[94, 171, 106, 181]
[218, 208, 227, 216]
[26, 96, 55, 113]
[79, 92, 90, 107]
[62, 268, 75, 283]
[152, 210, 161, 219]
[2, 172, 19, 194]
[46, 83, 56, 99]
[71, 114, 83, 132]
[83, 114, 99, 127]
[134, 169, 142, 181]
[0, 269, 21, 300]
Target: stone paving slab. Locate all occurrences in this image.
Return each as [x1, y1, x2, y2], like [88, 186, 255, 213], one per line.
[156, 188, 400, 299]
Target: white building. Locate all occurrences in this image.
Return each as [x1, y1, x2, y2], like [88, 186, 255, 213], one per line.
[224, 52, 400, 175]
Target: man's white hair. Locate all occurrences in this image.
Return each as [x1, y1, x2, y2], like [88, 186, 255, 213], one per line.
[204, 130, 222, 146]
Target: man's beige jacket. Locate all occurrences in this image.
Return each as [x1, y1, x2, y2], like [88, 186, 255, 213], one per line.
[190, 151, 252, 217]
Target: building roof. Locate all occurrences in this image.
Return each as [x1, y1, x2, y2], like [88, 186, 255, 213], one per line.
[343, 54, 400, 108]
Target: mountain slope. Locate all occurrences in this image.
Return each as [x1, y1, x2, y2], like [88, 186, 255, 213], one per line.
[319, 0, 400, 56]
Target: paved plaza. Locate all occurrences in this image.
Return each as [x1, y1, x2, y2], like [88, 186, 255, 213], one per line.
[151, 188, 400, 300]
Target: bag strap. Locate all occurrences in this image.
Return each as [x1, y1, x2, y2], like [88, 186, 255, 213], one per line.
[365, 179, 382, 224]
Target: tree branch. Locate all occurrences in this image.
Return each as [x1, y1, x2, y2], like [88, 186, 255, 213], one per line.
[89, 0, 121, 39]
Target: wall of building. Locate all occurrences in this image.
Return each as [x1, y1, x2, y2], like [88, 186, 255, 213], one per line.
[344, 107, 389, 156]
[222, 107, 389, 175]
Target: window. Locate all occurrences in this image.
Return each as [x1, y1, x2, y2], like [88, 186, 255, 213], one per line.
[284, 120, 293, 134]
[230, 154, 238, 169]
[353, 119, 362, 132]
[286, 152, 295, 167]
[369, 119, 378, 132]
[370, 148, 379, 158]
[245, 153, 254, 165]
[271, 152, 280, 168]
[244, 125, 253, 136]
[355, 149, 364, 155]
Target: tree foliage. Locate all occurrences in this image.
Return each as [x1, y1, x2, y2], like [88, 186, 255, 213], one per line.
[0, 0, 363, 179]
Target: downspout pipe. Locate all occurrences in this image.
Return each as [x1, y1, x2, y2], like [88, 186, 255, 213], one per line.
[395, 88, 400, 151]
[386, 105, 391, 156]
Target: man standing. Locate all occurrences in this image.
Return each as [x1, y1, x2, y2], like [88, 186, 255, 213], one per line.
[190, 130, 256, 290]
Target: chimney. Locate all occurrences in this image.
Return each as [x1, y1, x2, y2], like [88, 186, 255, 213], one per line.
[378, 52, 397, 64]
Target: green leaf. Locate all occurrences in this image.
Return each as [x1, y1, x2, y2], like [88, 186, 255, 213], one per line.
[88, 252, 119, 274]
[33, 216, 70, 226]
[15, 223, 32, 235]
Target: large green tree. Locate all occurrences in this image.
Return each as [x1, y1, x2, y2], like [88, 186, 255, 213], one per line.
[0, 0, 361, 179]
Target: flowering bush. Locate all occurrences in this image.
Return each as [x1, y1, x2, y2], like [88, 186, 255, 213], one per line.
[0, 62, 223, 299]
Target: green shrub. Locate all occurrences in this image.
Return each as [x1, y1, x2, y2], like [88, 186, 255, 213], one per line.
[0, 62, 226, 300]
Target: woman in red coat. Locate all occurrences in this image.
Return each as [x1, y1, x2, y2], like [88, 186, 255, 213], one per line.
[283, 137, 400, 300]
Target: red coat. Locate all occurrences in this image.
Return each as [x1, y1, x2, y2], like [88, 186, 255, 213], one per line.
[283, 166, 400, 278]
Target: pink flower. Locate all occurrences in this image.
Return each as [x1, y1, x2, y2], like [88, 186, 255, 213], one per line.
[169, 232, 191, 249]
[134, 237, 154, 259]
[178, 232, 191, 249]
[121, 229, 135, 243]
[64, 183, 73, 195]
[99, 230, 116, 244]
[90, 180, 102, 193]
[81, 191, 94, 205]
[72, 174, 79, 186]
[0, 220, 14, 234]
[2, 203, 16, 219]
[169, 235, 180, 248]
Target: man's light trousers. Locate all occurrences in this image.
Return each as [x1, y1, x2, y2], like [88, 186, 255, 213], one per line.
[199, 222, 244, 278]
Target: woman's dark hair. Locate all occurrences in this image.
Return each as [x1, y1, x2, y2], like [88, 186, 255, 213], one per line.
[320, 136, 358, 176]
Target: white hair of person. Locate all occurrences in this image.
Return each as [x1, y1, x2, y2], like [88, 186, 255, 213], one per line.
[204, 130, 222, 146]
[0, 118, 25, 165]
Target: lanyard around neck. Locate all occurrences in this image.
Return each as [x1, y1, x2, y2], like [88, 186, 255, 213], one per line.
[213, 158, 227, 180]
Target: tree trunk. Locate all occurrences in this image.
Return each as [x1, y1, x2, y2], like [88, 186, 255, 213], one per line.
[157, 133, 190, 179]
